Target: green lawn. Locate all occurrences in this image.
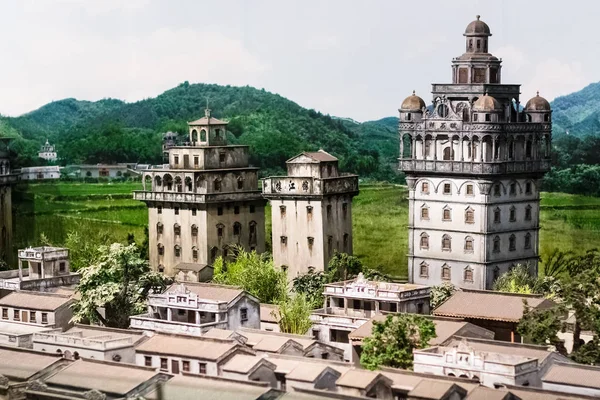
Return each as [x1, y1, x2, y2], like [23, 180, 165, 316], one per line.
[12, 181, 600, 277]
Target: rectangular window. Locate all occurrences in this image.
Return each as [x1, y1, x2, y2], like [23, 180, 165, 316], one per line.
[218, 207, 223, 216]
[13, 310, 19, 321]
[342, 203, 348, 219]
[510, 209, 516, 222]
[192, 208, 197, 216]
[174, 207, 180, 215]
[417, 303, 424, 314]
[526, 182, 532, 194]
[465, 269, 473, 282]
[40, 313, 47, 324]
[420, 264, 428, 277]
[250, 205, 255, 213]
[510, 183, 516, 195]
[280, 236, 287, 245]
[219, 152, 226, 162]
[144, 356, 152, 367]
[30, 311, 36, 323]
[234, 206, 240, 215]
[1, 308, 7, 320]
[473, 113, 478, 122]
[443, 183, 451, 194]
[199, 363, 207, 374]
[174, 155, 179, 165]
[194, 156, 199, 166]
[182, 361, 190, 372]
[280, 205, 286, 217]
[466, 184, 474, 196]
[241, 308, 248, 322]
[422, 182, 429, 194]
[525, 207, 532, 221]
[421, 207, 429, 220]
[494, 210, 501, 224]
[465, 209, 474, 224]
[494, 185, 501, 196]
[485, 114, 491, 122]
[327, 205, 332, 218]
[157, 206, 162, 214]
[525, 235, 532, 249]
[160, 358, 168, 371]
[443, 209, 451, 221]
[330, 329, 350, 344]
[59, 262, 66, 272]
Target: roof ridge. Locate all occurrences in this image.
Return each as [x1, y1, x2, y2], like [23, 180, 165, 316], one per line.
[461, 289, 544, 298]
[449, 336, 552, 351]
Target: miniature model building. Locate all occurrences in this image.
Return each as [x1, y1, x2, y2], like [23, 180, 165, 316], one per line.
[262, 150, 359, 280]
[135, 107, 267, 276]
[399, 16, 552, 289]
[38, 139, 57, 162]
[0, 138, 17, 267]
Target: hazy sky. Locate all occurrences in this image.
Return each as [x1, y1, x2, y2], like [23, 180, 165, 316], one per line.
[0, 0, 596, 121]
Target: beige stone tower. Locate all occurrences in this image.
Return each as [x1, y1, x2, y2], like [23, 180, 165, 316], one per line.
[135, 108, 267, 278]
[399, 16, 551, 289]
[0, 138, 17, 267]
[263, 150, 359, 280]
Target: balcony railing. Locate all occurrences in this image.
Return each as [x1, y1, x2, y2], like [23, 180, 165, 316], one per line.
[133, 190, 263, 204]
[129, 315, 228, 337]
[400, 159, 550, 175]
[309, 310, 369, 328]
[262, 175, 358, 197]
[33, 333, 134, 350]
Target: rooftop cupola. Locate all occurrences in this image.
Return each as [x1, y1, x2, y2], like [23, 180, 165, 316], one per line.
[399, 91, 426, 122]
[464, 15, 491, 53]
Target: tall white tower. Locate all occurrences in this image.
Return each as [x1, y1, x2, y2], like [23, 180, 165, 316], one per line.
[399, 16, 552, 289]
[135, 108, 267, 279]
[263, 150, 359, 280]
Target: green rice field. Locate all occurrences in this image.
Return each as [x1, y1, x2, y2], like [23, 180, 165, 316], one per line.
[12, 182, 600, 277]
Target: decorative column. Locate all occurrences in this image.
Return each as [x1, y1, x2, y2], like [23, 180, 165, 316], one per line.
[167, 308, 172, 321]
[433, 136, 438, 160]
[399, 134, 404, 159]
[196, 311, 201, 324]
[411, 136, 416, 159]
[492, 138, 497, 160]
[459, 137, 464, 161]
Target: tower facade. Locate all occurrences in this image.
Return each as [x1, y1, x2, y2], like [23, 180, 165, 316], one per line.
[38, 139, 57, 162]
[263, 150, 359, 280]
[0, 138, 17, 267]
[399, 16, 552, 290]
[135, 108, 267, 277]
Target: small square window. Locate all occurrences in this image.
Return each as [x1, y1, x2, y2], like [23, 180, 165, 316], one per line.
[218, 207, 223, 216]
[199, 363, 207, 374]
[219, 152, 226, 162]
[443, 183, 451, 194]
[280, 236, 287, 245]
[422, 182, 429, 194]
[145, 356, 152, 367]
[41, 313, 48, 324]
[466, 185, 474, 196]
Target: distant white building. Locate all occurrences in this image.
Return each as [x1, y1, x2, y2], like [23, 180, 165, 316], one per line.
[19, 166, 61, 181]
[38, 140, 57, 162]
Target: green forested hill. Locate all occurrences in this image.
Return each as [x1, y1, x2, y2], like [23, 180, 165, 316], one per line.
[2, 83, 400, 181]
[551, 82, 600, 137]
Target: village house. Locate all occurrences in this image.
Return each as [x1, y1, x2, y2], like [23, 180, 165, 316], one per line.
[130, 282, 261, 337]
[135, 333, 254, 376]
[310, 273, 430, 361]
[19, 166, 61, 181]
[0, 291, 74, 331]
[335, 369, 394, 399]
[413, 336, 571, 388]
[32, 324, 146, 363]
[71, 163, 134, 179]
[0, 246, 79, 295]
[220, 354, 279, 387]
[0, 321, 56, 349]
[541, 362, 600, 397]
[38, 140, 58, 162]
[433, 289, 555, 342]
[348, 315, 494, 364]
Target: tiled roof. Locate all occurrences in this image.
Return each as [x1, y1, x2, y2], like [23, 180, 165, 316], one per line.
[165, 282, 245, 304]
[174, 262, 212, 272]
[286, 364, 341, 383]
[335, 369, 392, 390]
[465, 386, 515, 400]
[188, 116, 228, 125]
[260, 303, 280, 323]
[408, 380, 466, 400]
[203, 328, 237, 340]
[238, 328, 315, 349]
[152, 374, 269, 400]
[0, 291, 73, 311]
[222, 354, 275, 374]
[45, 359, 157, 395]
[303, 150, 338, 162]
[0, 346, 62, 380]
[433, 290, 554, 322]
[136, 334, 248, 361]
[542, 361, 600, 389]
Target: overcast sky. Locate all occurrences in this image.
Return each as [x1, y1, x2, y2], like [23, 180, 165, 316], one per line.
[0, 0, 596, 121]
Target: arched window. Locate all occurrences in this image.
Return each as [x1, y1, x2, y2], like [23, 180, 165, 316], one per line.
[525, 205, 532, 221]
[154, 175, 162, 187]
[493, 207, 501, 224]
[441, 264, 451, 280]
[509, 234, 516, 251]
[493, 266, 500, 282]
[249, 221, 257, 245]
[443, 147, 454, 161]
[191, 129, 198, 142]
[175, 176, 183, 193]
[158, 244, 164, 256]
[438, 104, 449, 118]
[156, 222, 163, 235]
[174, 245, 181, 257]
[233, 222, 241, 236]
[217, 223, 224, 237]
[509, 206, 516, 222]
[210, 247, 218, 262]
[237, 176, 244, 190]
[526, 140, 532, 158]
[420, 233, 429, 249]
[192, 246, 198, 261]
[493, 236, 500, 253]
[464, 267, 473, 282]
[164, 174, 173, 190]
[214, 178, 222, 192]
[158, 264, 164, 273]
[200, 129, 207, 142]
[524, 233, 532, 249]
[185, 176, 193, 192]
[464, 236, 474, 252]
[174, 223, 181, 236]
[191, 224, 198, 237]
[465, 207, 474, 224]
[442, 206, 452, 221]
[419, 262, 429, 278]
[442, 234, 451, 251]
[420, 205, 429, 220]
[73, 351, 80, 360]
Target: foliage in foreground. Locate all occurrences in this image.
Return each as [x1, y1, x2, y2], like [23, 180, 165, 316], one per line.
[275, 293, 314, 335]
[212, 246, 287, 304]
[430, 283, 457, 310]
[360, 314, 436, 370]
[72, 243, 168, 328]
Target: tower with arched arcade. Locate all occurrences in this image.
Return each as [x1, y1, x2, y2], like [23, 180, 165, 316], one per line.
[134, 108, 267, 278]
[399, 16, 552, 290]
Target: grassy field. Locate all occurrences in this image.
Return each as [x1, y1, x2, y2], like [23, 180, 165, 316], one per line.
[12, 182, 600, 277]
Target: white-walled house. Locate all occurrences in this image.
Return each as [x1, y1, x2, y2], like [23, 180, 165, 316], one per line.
[0, 291, 74, 331]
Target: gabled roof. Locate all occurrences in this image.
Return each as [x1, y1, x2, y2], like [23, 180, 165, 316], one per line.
[0, 291, 73, 311]
[408, 380, 467, 400]
[260, 303, 280, 323]
[464, 387, 518, 400]
[222, 354, 276, 375]
[44, 358, 158, 396]
[149, 374, 270, 400]
[286, 364, 341, 383]
[174, 262, 212, 272]
[335, 369, 393, 391]
[0, 346, 63, 381]
[287, 149, 338, 163]
[542, 361, 600, 389]
[136, 334, 251, 361]
[433, 290, 554, 322]
[188, 116, 228, 126]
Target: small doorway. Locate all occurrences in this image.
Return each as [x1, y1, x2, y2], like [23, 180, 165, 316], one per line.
[171, 360, 180, 374]
[21, 311, 28, 322]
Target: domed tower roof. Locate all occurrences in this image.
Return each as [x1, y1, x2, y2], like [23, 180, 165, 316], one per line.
[464, 15, 491, 37]
[400, 91, 426, 111]
[525, 92, 551, 111]
[473, 94, 501, 112]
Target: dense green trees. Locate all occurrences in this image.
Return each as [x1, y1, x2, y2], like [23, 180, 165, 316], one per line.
[430, 282, 457, 310]
[360, 314, 436, 370]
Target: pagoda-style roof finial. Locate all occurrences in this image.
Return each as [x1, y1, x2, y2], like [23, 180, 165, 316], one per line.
[536, 90, 540, 96]
[476, 15, 480, 20]
[204, 97, 211, 118]
[412, 90, 416, 95]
